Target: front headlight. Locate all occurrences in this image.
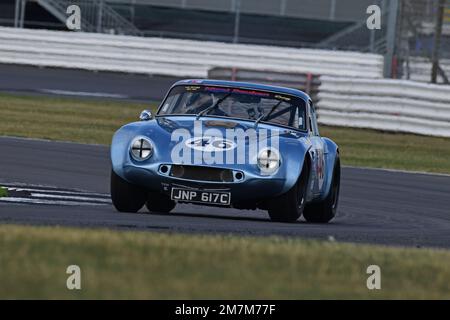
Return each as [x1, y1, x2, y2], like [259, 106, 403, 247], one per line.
[130, 137, 153, 161]
[257, 147, 280, 174]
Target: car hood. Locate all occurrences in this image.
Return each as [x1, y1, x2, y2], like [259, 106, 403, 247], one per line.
[112, 115, 310, 170]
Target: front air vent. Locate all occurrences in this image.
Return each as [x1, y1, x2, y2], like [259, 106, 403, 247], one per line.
[169, 165, 234, 182]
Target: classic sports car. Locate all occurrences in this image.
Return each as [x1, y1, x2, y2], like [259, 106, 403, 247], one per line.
[111, 79, 340, 223]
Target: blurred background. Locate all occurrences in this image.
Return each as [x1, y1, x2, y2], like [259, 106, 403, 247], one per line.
[0, 0, 449, 137]
[1, 0, 449, 82]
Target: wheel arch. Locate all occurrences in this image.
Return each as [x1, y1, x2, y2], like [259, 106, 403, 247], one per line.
[278, 141, 312, 196]
[319, 137, 340, 201]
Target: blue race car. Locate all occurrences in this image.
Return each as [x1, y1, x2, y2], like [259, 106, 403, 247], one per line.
[110, 80, 340, 223]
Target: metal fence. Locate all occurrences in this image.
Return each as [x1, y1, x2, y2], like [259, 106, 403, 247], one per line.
[6, 0, 386, 51]
[396, 0, 450, 83]
[103, 0, 376, 22]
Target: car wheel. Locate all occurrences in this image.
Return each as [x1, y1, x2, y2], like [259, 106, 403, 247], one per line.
[303, 156, 340, 223]
[110, 169, 147, 213]
[267, 160, 309, 223]
[146, 192, 176, 213]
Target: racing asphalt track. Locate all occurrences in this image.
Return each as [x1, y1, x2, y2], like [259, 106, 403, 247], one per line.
[0, 64, 450, 248]
[0, 64, 179, 102]
[1, 136, 450, 249]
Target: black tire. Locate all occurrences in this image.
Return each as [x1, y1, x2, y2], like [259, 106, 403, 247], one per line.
[110, 169, 147, 213]
[303, 156, 340, 223]
[267, 160, 310, 223]
[146, 192, 176, 213]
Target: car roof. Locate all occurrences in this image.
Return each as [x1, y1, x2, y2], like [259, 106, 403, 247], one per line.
[172, 79, 311, 101]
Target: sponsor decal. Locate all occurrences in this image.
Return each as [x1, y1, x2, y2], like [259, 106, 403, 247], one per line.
[204, 86, 231, 93]
[231, 88, 270, 97]
[185, 86, 201, 91]
[275, 94, 291, 101]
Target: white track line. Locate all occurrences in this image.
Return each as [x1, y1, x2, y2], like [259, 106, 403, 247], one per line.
[30, 193, 111, 203]
[0, 197, 105, 206]
[39, 89, 129, 99]
[6, 187, 109, 198]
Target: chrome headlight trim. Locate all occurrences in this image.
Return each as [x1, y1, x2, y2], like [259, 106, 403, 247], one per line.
[130, 137, 153, 161]
[257, 147, 281, 174]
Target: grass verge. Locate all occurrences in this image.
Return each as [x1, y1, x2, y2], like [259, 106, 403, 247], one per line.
[1, 224, 450, 299]
[0, 93, 152, 145]
[320, 126, 450, 174]
[0, 186, 8, 198]
[0, 93, 449, 173]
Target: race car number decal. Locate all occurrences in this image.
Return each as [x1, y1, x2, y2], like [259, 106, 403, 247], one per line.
[185, 136, 236, 152]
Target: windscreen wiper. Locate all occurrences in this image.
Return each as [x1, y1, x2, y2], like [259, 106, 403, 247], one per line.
[253, 100, 282, 129]
[196, 93, 231, 120]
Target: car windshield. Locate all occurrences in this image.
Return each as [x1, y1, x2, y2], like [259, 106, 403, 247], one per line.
[157, 85, 307, 130]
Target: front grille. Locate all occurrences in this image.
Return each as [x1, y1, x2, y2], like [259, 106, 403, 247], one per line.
[169, 165, 234, 182]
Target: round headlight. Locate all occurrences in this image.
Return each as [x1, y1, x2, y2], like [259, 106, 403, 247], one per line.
[257, 147, 280, 173]
[130, 137, 153, 161]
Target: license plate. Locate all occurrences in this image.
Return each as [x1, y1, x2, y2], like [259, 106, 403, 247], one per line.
[171, 187, 231, 206]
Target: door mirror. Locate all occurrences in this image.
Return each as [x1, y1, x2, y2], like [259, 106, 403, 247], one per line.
[139, 110, 153, 121]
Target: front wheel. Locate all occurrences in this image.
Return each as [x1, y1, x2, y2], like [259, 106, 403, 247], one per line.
[303, 156, 340, 223]
[267, 160, 309, 223]
[110, 170, 147, 213]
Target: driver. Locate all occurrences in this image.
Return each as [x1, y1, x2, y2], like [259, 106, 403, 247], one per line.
[185, 93, 214, 113]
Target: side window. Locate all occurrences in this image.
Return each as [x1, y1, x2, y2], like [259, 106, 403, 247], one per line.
[309, 101, 320, 136]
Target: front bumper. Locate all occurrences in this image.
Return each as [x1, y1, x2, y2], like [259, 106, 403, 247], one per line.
[122, 164, 286, 204]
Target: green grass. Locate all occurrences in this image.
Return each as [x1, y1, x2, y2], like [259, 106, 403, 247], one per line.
[320, 126, 450, 174]
[0, 93, 154, 145]
[1, 224, 450, 299]
[0, 186, 8, 198]
[0, 93, 449, 173]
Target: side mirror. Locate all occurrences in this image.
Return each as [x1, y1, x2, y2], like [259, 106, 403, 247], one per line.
[139, 110, 153, 121]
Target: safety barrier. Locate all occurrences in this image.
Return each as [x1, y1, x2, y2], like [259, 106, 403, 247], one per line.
[317, 76, 450, 137]
[0, 27, 383, 78]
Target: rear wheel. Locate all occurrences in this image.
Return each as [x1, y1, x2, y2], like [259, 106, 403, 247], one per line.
[267, 160, 309, 223]
[146, 192, 176, 213]
[110, 170, 147, 213]
[303, 156, 340, 223]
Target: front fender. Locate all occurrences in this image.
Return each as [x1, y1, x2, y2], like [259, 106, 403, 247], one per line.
[277, 137, 312, 196]
[111, 120, 166, 181]
[111, 124, 136, 181]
